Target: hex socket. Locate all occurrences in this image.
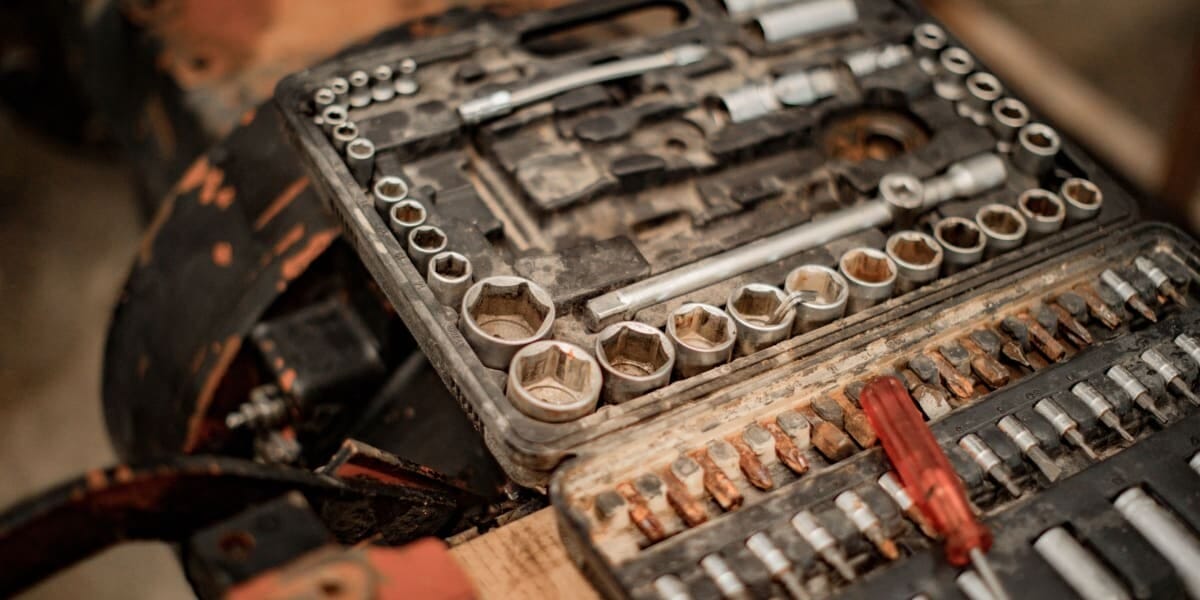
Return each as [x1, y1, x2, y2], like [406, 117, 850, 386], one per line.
[990, 98, 1030, 143]
[838, 248, 897, 314]
[934, 217, 987, 274]
[1060, 178, 1103, 222]
[1013, 123, 1061, 176]
[879, 173, 925, 229]
[320, 104, 349, 134]
[506, 341, 601, 423]
[595, 321, 675, 403]
[1017, 189, 1066, 238]
[330, 121, 358, 152]
[975, 203, 1028, 258]
[886, 231, 944, 294]
[912, 23, 947, 59]
[373, 176, 410, 215]
[963, 72, 1003, 115]
[726, 283, 794, 356]
[427, 251, 472, 307]
[406, 225, 447, 275]
[666, 303, 736, 378]
[784, 265, 849, 334]
[345, 138, 375, 187]
[459, 276, 555, 369]
[934, 47, 975, 100]
[388, 200, 427, 245]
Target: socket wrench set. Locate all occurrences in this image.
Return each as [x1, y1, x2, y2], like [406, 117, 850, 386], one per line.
[272, 0, 1200, 597]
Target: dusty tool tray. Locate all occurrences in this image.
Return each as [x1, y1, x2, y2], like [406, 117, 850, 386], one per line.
[275, 0, 1139, 487]
[551, 223, 1200, 598]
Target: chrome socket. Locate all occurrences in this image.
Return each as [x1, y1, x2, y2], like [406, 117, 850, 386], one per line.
[372, 175, 410, 215]
[594, 321, 674, 404]
[371, 65, 396, 103]
[934, 217, 987, 274]
[961, 72, 1004, 124]
[326, 77, 349, 104]
[784, 265, 849, 333]
[912, 23, 947, 62]
[1017, 189, 1066, 239]
[347, 69, 371, 107]
[320, 104, 349, 135]
[753, 0, 858, 44]
[976, 203, 1028, 258]
[666, 303, 736, 378]
[460, 276, 555, 369]
[345, 138, 375, 187]
[427, 251, 473, 308]
[1060, 178, 1103, 222]
[726, 283, 795, 356]
[879, 173, 926, 229]
[388, 199, 427, 245]
[506, 340, 601, 423]
[839, 248, 897, 314]
[886, 231, 944, 294]
[330, 121, 358, 153]
[406, 225, 447, 275]
[313, 87, 336, 110]
[934, 47, 975, 101]
[990, 98, 1031, 148]
[1013, 123, 1061, 176]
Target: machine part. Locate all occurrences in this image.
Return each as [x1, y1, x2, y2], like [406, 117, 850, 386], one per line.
[506, 340, 602, 423]
[878, 174, 926, 229]
[989, 98, 1030, 146]
[406, 225, 448, 275]
[912, 23, 947, 60]
[1033, 527, 1132, 600]
[594, 321, 675, 404]
[459, 44, 709, 124]
[585, 153, 1007, 329]
[327, 77, 350, 103]
[822, 110, 931, 164]
[345, 138, 375, 186]
[934, 47, 975, 101]
[878, 471, 937, 538]
[426, 251, 473, 308]
[719, 82, 781, 123]
[1034, 398, 1098, 459]
[654, 575, 692, 600]
[956, 570, 997, 600]
[1141, 257, 1187, 305]
[225, 385, 290, 431]
[887, 231, 944, 294]
[372, 175, 411, 215]
[1176, 333, 1200, 367]
[459, 276, 555, 370]
[666, 303, 737, 378]
[1191, 452, 1200, 476]
[1113, 487, 1200, 598]
[700, 554, 751, 600]
[723, 0, 794, 18]
[371, 65, 396, 103]
[1106, 365, 1169, 424]
[962, 72, 1004, 122]
[313, 87, 336, 110]
[935, 217, 987, 274]
[753, 0, 859, 44]
[835, 490, 900, 559]
[791, 510, 856, 581]
[330, 122, 358, 153]
[776, 68, 839, 107]
[1102, 269, 1159, 322]
[1070, 382, 1134, 442]
[727, 284, 795, 356]
[784, 265, 849, 333]
[1060, 178, 1104, 222]
[958, 434, 1022, 497]
[844, 44, 913, 78]
[395, 76, 420, 96]
[1075, 282, 1125, 328]
[388, 200, 428, 245]
[997, 415, 1061, 481]
[1140, 348, 1200, 405]
[746, 532, 811, 600]
[1017, 189, 1066, 239]
[1012, 123, 1062, 176]
[839, 247, 898, 314]
[976, 203, 1028, 258]
[320, 104, 348, 135]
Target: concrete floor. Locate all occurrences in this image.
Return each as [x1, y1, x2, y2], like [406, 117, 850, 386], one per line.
[0, 2, 1195, 598]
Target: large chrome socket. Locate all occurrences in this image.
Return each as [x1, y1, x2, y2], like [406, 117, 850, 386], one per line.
[406, 225, 447, 275]
[459, 276, 555, 369]
[934, 217, 987, 274]
[506, 341, 601, 423]
[976, 203, 1028, 258]
[427, 251, 473, 308]
[595, 321, 675, 404]
[1017, 189, 1066, 239]
[886, 231, 943, 294]
[1060, 178, 1103, 222]
[726, 283, 795, 356]
[372, 176, 410, 215]
[1013, 123, 1061, 176]
[784, 265, 849, 333]
[839, 248, 897, 314]
[666, 304, 736, 378]
[388, 200, 427, 245]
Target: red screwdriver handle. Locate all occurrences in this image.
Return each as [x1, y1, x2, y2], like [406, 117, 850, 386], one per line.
[860, 375, 992, 566]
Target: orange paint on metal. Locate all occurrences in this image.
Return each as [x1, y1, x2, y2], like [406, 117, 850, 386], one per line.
[198, 166, 226, 205]
[85, 470, 106, 491]
[272, 223, 306, 256]
[144, 94, 177, 159]
[212, 241, 233, 266]
[214, 186, 236, 209]
[280, 227, 338, 282]
[273, 357, 284, 369]
[254, 177, 309, 230]
[279, 368, 297, 392]
[114, 466, 135, 484]
[138, 194, 175, 267]
[183, 334, 243, 453]
[239, 108, 256, 125]
[176, 156, 211, 193]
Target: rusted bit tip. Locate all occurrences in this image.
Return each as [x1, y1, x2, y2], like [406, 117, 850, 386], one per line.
[1129, 296, 1159, 323]
[662, 472, 708, 527]
[962, 338, 1011, 389]
[616, 482, 667, 542]
[876, 536, 901, 561]
[1049, 304, 1093, 345]
[765, 422, 810, 474]
[1162, 282, 1187, 307]
[811, 420, 858, 462]
[693, 451, 743, 510]
[729, 436, 774, 490]
[844, 408, 878, 448]
[1074, 283, 1123, 329]
[1021, 314, 1067, 362]
[926, 351, 977, 399]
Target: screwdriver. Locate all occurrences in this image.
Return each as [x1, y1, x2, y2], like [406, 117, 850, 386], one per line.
[860, 376, 1010, 600]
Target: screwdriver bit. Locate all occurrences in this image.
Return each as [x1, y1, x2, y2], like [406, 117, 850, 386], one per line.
[1073, 283, 1123, 329]
[1106, 365, 1169, 424]
[1141, 348, 1200, 405]
[1136, 256, 1186, 306]
[997, 415, 1062, 481]
[1070, 382, 1134, 442]
[1100, 269, 1157, 322]
[959, 434, 1023, 497]
[746, 533, 812, 600]
[1035, 398, 1099, 459]
[791, 511, 856, 581]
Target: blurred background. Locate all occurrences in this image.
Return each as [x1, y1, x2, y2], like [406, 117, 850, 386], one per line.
[0, 0, 1196, 597]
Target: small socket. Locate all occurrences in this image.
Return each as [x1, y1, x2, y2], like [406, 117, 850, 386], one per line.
[963, 72, 1003, 116]
[388, 200, 427, 244]
[727, 284, 794, 356]
[313, 87, 336, 109]
[1060, 178, 1103, 222]
[934, 217, 987, 274]
[330, 121, 358, 152]
[785, 265, 849, 333]
[934, 47, 975, 100]
[913, 23, 947, 59]
[460, 276, 555, 369]
[345, 138, 375, 186]
[406, 225, 447, 275]
[975, 203, 1028, 257]
[886, 231, 943, 294]
[839, 248, 897, 314]
[666, 303, 736, 378]
[320, 104, 348, 134]
[1013, 123, 1061, 175]
[427, 251, 473, 308]
[1017, 189, 1066, 238]
[880, 173, 926, 228]
[595, 321, 675, 404]
[372, 175, 410, 215]
[990, 97, 1030, 144]
[506, 341, 601, 422]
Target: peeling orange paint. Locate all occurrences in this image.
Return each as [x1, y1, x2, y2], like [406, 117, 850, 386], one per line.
[183, 334, 242, 453]
[279, 368, 297, 393]
[240, 108, 257, 125]
[191, 347, 206, 375]
[85, 470, 106, 491]
[214, 186, 236, 209]
[138, 194, 176, 267]
[144, 94, 177, 159]
[199, 166, 226, 205]
[212, 241, 233, 266]
[254, 177, 309, 231]
[114, 465, 135, 484]
[272, 223, 306, 256]
[280, 228, 339, 282]
[176, 156, 211, 194]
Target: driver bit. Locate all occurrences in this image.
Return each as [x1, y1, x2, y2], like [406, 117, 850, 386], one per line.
[1071, 382, 1134, 442]
[694, 449, 744, 511]
[1049, 303, 1093, 346]
[959, 434, 1023, 497]
[792, 511, 856, 581]
[1073, 283, 1123, 329]
[1106, 365, 1169, 424]
[1136, 256, 1186, 306]
[747, 533, 813, 600]
[836, 490, 900, 560]
[998, 415, 1062, 481]
[1101, 269, 1158, 322]
[765, 422, 811, 475]
[878, 471, 938, 538]
[1141, 349, 1200, 405]
[1021, 313, 1066, 362]
[700, 554, 752, 600]
[616, 481, 666, 543]
[1035, 398, 1099, 459]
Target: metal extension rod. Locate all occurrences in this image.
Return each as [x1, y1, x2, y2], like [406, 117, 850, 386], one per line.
[585, 153, 1007, 330]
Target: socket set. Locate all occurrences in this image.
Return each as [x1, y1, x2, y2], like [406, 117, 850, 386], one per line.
[551, 223, 1200, 599]
[275, 0, 1140, 487]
